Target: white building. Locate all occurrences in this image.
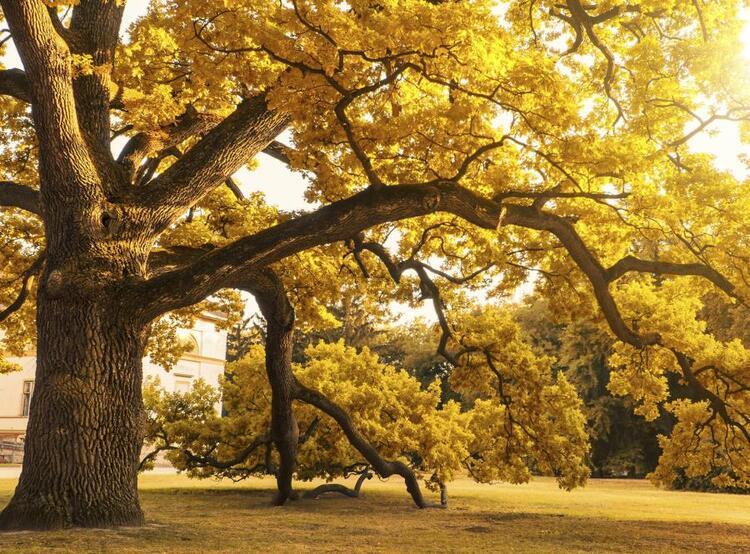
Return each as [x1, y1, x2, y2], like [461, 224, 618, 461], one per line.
[0, 313, 227, 459]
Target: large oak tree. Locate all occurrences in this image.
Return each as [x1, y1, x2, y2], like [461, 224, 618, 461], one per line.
[1, 0, 749, 530]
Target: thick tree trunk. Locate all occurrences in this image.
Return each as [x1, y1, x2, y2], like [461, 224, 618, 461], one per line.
[239, 270, 299, 505]
[265, 315, 299, 505]
[0, 279, 147, 529]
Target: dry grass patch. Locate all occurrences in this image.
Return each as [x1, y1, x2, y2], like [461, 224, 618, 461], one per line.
[0, 474, 748, 552]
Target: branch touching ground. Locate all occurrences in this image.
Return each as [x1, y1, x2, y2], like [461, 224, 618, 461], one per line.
[294, 380, 441, 508]
[302, 471, 373, 499]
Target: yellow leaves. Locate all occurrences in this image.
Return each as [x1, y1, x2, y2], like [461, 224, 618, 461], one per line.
[0, 358, 21, 374]
[608, 345, 671, 420]
[146, 331, 588, 489]
[120, 85, 185, 133]
[649, 399, 750, 490]
[447, 308, 589, 489]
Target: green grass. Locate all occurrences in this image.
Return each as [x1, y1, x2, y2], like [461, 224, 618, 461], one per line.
[1, 474, 749, 552]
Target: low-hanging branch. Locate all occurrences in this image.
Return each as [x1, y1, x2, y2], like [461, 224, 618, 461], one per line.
[230, 265, 438, 508]
[293, 379, 440, 509]
[342, 217, 749, 446]
[131, 181, 739, 342]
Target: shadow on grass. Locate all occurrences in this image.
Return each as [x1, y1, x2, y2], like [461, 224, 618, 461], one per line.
[1, 487, 749, 553]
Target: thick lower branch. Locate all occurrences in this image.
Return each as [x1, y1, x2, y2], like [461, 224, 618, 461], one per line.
[234, 269, 299, 505]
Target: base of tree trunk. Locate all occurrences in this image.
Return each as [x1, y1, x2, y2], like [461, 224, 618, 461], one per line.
[0, 497, 144, 530]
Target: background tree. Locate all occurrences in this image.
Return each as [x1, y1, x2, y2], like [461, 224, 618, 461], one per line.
[143, 316, 589, 504]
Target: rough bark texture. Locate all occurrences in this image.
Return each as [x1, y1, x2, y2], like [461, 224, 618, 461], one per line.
[0, 269, 148, 529]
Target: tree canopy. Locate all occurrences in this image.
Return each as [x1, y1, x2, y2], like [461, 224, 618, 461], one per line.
[0, 0, 749, 529]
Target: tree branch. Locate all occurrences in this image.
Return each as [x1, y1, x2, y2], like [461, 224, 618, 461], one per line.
[293, 380, 432, 508]
[0, 181, 40, 215]
[348, 234, 486, 364]
[131, 182, 740, 350]
[0, 68, 31, 103]
[182, 434, 271, 470]
[117, 107, 224, 181]
[136, 95, 290, 230]
[0, 0, 102, 198]
[607, 255, 736, 299]
[302, 471, 373, 499]
[0, 253, 45, 323]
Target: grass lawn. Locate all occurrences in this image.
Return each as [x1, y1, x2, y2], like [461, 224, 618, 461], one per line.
[0, 474, 749, 552]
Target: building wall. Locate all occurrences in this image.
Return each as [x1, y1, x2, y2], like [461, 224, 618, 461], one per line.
[0, 315, 227, 451]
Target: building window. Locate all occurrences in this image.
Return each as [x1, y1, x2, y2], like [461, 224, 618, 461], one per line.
[21, 380, 34, 417]
[174, 376, 193, 394]
[180, 334, 201, 356]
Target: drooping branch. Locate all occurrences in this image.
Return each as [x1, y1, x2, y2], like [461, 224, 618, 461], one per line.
[230, 264, 434, 508]
[0, 181, 40, 215]
[293, 380, 432, 508]
[143, 185, 748, 497]
[672, 350, 750, 445]
[131, 183, 490, 319]
[132, 182, 740, 349]
[348, 234, 489, 364]
[137, 95, 290, 231]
